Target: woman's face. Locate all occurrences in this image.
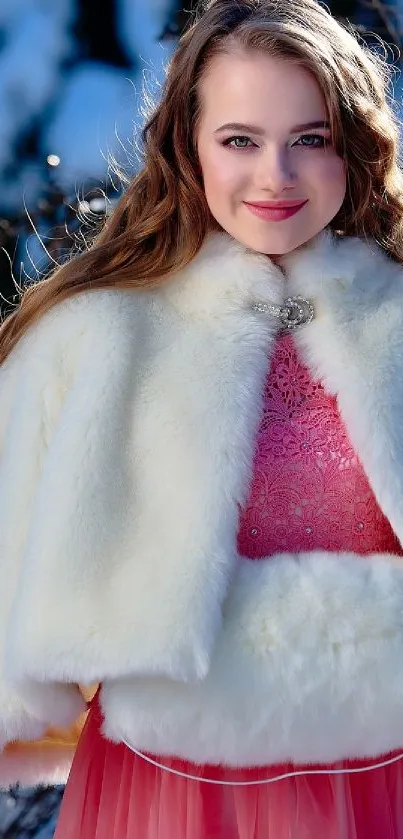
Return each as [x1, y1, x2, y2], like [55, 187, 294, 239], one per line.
[196, 49, 347, 256]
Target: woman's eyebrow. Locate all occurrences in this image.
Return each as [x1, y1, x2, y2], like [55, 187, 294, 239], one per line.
[214, 120, 331, 135]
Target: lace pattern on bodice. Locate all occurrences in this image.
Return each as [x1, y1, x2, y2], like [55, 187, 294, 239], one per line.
[237, 335, 401, 559]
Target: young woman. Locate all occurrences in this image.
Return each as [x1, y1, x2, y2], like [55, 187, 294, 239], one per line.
[1, 0, 403, 836]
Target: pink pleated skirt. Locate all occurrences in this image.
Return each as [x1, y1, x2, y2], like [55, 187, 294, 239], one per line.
[54, 691, 403, 839]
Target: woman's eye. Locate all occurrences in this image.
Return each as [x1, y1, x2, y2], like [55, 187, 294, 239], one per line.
[294, 134, 329, 148]
[223, 136, 255, 149]
[222, 134, 330, 150]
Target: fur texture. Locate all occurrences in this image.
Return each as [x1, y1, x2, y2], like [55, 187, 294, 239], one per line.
[102, 550, 403, 765]
[2, 230, 403, 781]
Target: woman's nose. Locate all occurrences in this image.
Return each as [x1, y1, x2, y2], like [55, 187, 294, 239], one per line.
[254, 147, 297, 193]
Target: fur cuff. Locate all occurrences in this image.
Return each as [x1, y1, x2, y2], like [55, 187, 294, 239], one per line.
[101, 550, 403, 766]
[0, 680, 87, 752]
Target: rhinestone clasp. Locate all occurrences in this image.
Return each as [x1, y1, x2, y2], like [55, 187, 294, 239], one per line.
[252, 296, 315, 331]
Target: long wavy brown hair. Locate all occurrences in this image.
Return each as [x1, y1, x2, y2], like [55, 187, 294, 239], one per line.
[1, 0, 403, 365]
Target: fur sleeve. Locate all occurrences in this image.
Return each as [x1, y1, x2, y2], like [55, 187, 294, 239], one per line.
[1, 289, 228, 748]
[100, 549, 403, 766]
[0, 321, 88, 764]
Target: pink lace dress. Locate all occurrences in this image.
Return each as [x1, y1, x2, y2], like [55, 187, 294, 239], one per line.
[55, 334, 403, 839]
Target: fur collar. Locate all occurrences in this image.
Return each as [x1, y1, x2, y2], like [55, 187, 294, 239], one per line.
[281, 231, 403, 539]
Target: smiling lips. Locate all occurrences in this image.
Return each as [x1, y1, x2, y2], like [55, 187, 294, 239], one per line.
[243, 199, 308, 221]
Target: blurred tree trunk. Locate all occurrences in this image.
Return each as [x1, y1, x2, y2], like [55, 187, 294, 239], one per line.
[74, 0, 132, 66]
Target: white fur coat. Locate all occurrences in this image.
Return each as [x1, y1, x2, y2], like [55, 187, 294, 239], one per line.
[2, 228, 403, 787]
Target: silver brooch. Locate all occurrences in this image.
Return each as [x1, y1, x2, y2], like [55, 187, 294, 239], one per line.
[252, 296, 315, 331]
